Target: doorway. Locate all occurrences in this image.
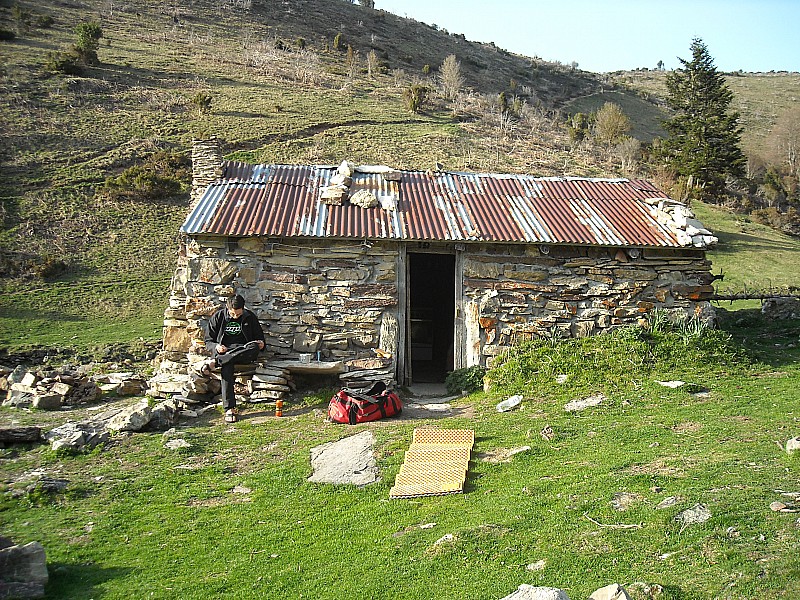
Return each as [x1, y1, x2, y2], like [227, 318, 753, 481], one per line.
[407, 252, 455, 383]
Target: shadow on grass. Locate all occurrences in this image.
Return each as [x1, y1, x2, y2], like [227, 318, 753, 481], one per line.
[47, 563, 134, 599]
[712, 230, 800, 253]
[716, 309, 800, 368]
[0, 306, 87, 323]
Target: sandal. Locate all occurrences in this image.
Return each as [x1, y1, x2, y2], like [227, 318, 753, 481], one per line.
[200, 359, 215, 377]
[224, 409, 238, 423]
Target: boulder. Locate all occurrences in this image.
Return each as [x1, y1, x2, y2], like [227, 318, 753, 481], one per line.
[105, 400, 152, 432]
[786, 437, 800, 455]
[308, 430, 379, 486]
[44, 422, 109, 452]
[499, 586, 570, 600]
[589, 583, 631, 600]
[0, 427, 42, 444]
[31, 393, 62, 411]
[3, 389, 33, 408]
[148, 399, 181, 431]
[761, 297, 800, 320]
[0, 540, 48, 599]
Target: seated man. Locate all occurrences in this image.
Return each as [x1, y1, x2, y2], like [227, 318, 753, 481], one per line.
[203, 294, 265, 423]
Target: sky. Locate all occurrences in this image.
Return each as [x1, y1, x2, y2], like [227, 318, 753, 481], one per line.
[377, 0, 800, 73]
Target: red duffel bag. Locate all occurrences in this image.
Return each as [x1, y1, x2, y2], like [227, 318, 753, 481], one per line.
[328, 381, 402, 424]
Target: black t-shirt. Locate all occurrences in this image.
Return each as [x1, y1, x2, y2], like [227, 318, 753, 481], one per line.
[221, 317, 247, 347]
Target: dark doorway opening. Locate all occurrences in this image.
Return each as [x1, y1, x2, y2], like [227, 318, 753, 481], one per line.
[408, 252, 455, 383]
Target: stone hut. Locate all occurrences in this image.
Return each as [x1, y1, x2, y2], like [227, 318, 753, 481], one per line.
[154, 139, 718, 393]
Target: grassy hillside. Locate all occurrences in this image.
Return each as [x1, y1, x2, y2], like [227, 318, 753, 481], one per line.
[608, 70, 800, 157]
[693, 201, 800, 294]
[0, 1, 799, 355]
[563, 90, 667, 142]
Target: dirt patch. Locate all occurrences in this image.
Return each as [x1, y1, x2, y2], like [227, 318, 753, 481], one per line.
[672, 421, 702, 434]
[477, 446, 531, 464]
[624, 457, 687, 477]
[728, 415, 753, 423]
[186, 495, 252, 508]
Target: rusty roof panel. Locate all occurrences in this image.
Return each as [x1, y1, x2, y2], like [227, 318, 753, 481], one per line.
[181, 164, 686, 247]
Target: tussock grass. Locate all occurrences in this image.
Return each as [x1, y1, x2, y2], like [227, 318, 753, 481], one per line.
[485, 322, 747, 402]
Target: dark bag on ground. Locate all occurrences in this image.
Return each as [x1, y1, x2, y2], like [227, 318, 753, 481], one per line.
[328, 381, 402, 424]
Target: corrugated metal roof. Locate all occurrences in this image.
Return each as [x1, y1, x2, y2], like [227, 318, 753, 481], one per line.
[181, 163, 682, 247]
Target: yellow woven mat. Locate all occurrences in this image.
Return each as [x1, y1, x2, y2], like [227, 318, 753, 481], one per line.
[389, 428, 474, 499]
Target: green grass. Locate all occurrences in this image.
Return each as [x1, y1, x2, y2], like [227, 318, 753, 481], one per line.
[692, 201, 800, 294]
[1, 314, 798, 599]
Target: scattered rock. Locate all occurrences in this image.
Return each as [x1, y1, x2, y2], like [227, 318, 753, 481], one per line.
[612, 492, 643, 511]
[24, 477, 69, 497]
[0, 539, 48, 599]
[104, 400, 152, 432]
[499, 585, 570, 600]
[589, 583, 631, 600]
[540, 425, 554, 441]
[432, 533, 454, 547]
[349, 189, 378, 209]
[555, 374, 568, 384]
[769, 500, 799, 513]
[420, 403, 451, 413]
[675, 503, 711, 530]
[655, 380, 685, 389]
[164, 439, 191, 450]
[307, 430, 379, 486]
[148, 399, 180, 431]
[654, 496, 679, 510]
[2, 365, 104, 410]
[626, 582, 664, 599]
[232, 485, 251, 495]
[496, 395, 523, 412]
[761, 297, 800, 320]
[44, 422, 109, 453]
[564, 393, 605, 412]
[526, 559, 546, 571]
[479, 446, 530, 464]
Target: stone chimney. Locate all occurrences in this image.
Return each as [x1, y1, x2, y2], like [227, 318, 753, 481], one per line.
[190, 137, 223, 209]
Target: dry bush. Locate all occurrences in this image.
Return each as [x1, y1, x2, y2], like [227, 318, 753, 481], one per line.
[614, 136, 641, 174]
[392, 68, 407, 88]
[439, 54, 464, 102]
[293, 49, 322, 85]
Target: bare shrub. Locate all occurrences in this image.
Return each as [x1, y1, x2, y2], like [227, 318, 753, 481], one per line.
[346, 45, 359, 78]
[439, 54, 464, 101]
[392, 68, 407, 88]
[767, 106, 800, 177]
[614, 136, 641, 174]
[294, 49, 321, 84]
[366, 49, 378, 79]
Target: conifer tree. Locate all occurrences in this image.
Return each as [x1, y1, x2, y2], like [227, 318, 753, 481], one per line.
[662, 38, 745, 200]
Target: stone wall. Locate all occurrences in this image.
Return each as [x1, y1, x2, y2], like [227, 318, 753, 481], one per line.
[160, 236, 400, 382]
[461, 243, 715, 366]
[158, 236, 714, 383]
